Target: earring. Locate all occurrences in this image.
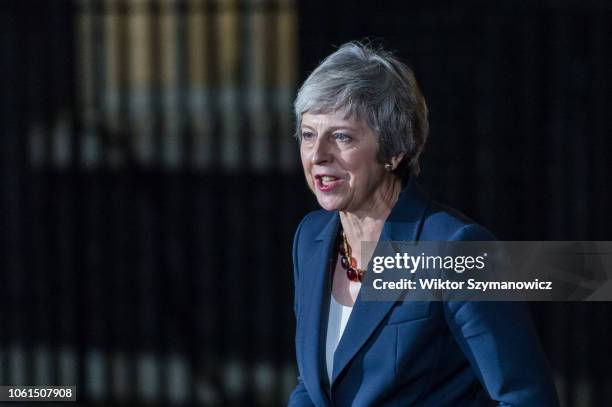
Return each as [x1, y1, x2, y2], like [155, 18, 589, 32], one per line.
[384, 163, 393, 172]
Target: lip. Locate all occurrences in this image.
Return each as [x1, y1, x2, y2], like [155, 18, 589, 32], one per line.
[314, 174, 343, 192]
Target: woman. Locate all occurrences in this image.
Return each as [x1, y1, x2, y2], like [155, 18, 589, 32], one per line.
[289, 42, 559, 406]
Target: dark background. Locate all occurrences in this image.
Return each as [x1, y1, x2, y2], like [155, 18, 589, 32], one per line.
[1, 0, 611, 405]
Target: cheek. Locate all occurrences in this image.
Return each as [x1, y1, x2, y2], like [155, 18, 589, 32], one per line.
[348, 161, 380, 191]
[346, 159, 369, 183]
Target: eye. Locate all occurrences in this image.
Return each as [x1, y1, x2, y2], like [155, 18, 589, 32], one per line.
[334, 133, 351, 142]
[301, 131, 315, 142]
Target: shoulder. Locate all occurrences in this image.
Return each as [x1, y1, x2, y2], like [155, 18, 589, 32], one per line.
[420, 201, 496, 241]
[293, 209, 335, 244]
[292, 209, 334, 262]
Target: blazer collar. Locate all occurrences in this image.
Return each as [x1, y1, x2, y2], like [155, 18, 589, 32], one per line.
[301, 211, 339, 404]
[379, 177, 430, 242]
[301, 178, 431, 397]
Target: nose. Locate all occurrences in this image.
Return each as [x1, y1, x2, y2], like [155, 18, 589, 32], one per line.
[311, 135, 332, 165]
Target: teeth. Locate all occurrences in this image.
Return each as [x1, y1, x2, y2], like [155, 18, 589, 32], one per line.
[321, 176, 336, 182]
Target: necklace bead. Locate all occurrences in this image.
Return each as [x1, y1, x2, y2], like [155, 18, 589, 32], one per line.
[339, 230, 364, 282]
[341, 255, 349, 269]
[346, 267, 359, 282]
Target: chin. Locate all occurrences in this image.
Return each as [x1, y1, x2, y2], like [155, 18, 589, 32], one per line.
[315, 196, 344, 212]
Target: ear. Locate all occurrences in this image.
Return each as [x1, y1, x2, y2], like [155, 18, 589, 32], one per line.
[390, 153, 405, 170]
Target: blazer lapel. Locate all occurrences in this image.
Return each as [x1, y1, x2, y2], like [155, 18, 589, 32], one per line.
[301, 212, 339, 405]
[331, 179, 430, 385]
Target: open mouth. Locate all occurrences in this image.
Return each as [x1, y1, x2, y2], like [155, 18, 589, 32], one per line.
[315, 174, 342, 191]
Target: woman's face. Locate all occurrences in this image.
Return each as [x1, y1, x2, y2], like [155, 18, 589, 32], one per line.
[300, 111, 391, 213]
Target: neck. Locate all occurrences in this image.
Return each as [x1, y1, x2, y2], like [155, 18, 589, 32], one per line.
[339, 175, 403, 247]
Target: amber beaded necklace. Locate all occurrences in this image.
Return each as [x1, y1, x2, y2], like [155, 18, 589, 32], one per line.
[339, 230, 365, 282]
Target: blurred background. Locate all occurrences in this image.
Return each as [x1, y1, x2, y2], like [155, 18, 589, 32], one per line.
[1, 0, 611, 405]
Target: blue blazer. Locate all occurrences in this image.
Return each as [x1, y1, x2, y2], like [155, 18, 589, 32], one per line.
[289, 180, 559, 406]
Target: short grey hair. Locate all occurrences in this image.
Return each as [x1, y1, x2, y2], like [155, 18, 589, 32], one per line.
[294, 41, 429, 178]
